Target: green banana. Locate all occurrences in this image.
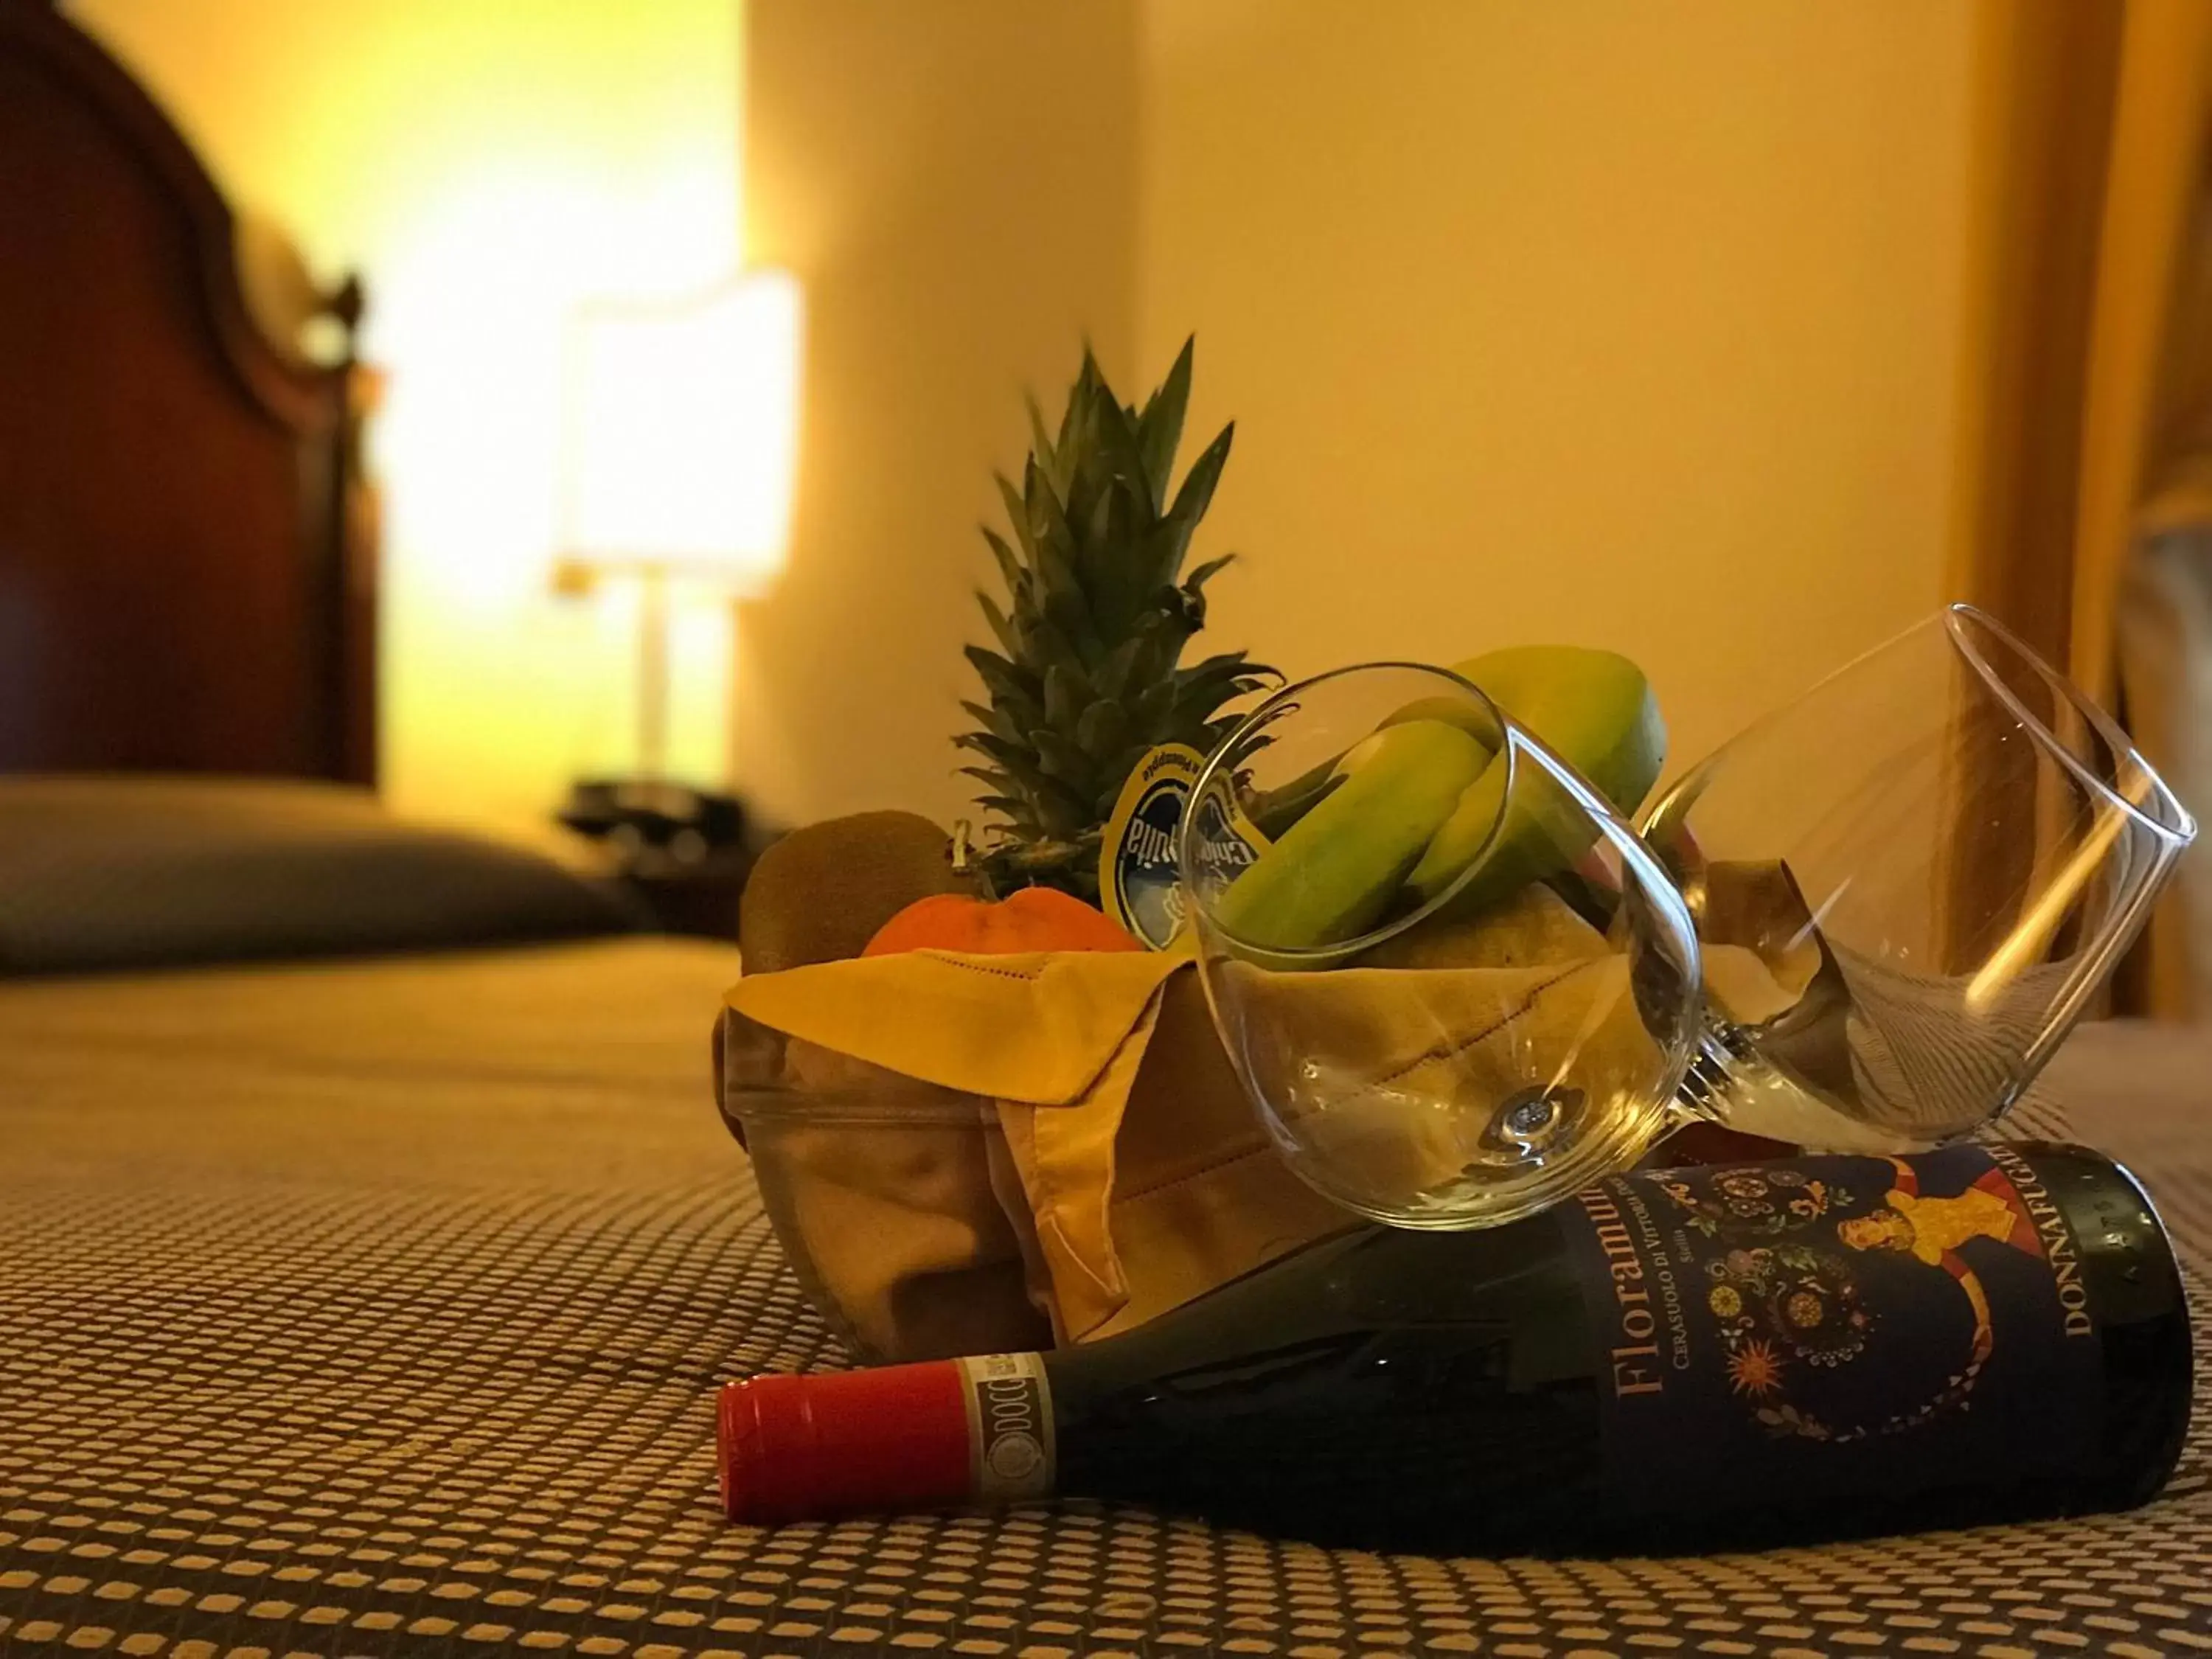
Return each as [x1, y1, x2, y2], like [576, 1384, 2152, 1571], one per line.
[1407, 646, 1666, 911]
[1212, 719, 1487, 953]
[1242, 692, 1504, 841]
[1380, 692, 1506, 746]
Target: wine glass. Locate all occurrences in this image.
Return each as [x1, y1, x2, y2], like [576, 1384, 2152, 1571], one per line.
[1177, 663, 1704, 1229]
[1639, 602, 2196, 1150]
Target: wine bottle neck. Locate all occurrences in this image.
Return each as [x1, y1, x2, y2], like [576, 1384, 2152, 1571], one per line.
[719, 1353, 1055, 1523]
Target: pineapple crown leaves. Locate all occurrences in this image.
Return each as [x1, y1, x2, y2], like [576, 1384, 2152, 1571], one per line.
[957, 338, 1278, 883]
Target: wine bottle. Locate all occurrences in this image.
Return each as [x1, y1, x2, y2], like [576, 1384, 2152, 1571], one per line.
[719, 1143, 2191, 1552]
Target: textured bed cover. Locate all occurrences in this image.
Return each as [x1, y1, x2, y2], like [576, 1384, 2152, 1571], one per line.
[2, 945, 2208, 1658]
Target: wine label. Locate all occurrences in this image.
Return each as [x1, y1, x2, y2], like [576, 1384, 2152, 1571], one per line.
[1097, 744, 1269, 950]
[955, 1353, 1056, 1503]
[1557, 1145, 2104, 1517]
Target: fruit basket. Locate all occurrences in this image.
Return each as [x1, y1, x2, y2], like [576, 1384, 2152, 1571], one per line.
[713, 344, 1707, 1356]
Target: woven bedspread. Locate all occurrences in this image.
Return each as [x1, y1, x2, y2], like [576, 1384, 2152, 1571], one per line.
[2, 946, 2208, 1659]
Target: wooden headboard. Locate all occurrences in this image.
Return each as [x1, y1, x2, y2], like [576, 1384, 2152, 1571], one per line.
[0, 0, 377, 784]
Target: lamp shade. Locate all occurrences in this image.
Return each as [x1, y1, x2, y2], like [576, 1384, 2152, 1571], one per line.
[562, 269, 801, 591]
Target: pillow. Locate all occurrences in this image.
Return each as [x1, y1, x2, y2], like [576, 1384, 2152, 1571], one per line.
[0, 776, 645, 974]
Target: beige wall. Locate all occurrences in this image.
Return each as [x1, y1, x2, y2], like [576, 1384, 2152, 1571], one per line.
[745, 0, 1979, 826]
[1135, 0, 1976, 781]
[737, 0, 1141, 831]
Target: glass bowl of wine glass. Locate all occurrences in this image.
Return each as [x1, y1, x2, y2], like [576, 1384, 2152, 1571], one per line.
[1175, 661, 1704, 1229]
[1639, 602, 2195, 1151]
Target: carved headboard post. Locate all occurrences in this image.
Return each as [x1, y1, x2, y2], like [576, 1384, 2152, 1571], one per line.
[0, 0, 380, 783]
[314, 274, 380, 788]
[333, 281, 380, 787]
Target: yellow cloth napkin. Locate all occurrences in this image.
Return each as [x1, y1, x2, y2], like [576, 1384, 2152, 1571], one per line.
[726, 947, 1186, 1102]
[722, 945, 1352, 1350]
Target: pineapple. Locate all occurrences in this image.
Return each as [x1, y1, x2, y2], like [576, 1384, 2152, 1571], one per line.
[959, 340, 1276, 900]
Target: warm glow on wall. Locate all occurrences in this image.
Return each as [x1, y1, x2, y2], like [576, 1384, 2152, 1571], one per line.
[75, 0, 746, 829]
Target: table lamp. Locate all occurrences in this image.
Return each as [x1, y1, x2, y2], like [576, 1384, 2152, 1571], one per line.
[554, 268, 801, 863]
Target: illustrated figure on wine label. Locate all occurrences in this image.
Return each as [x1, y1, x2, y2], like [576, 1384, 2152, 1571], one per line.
[1664, 1154, 2054, 1444]
[1836, 1155, 2044, 1366]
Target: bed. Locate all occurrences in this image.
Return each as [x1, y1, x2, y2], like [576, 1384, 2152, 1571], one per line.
[4, 4, 2211, 1656]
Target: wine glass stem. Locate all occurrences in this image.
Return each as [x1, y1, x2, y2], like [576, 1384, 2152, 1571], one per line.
[1672, 1019, 1745, 1124]
[1672, 1015, 1943, 1154]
